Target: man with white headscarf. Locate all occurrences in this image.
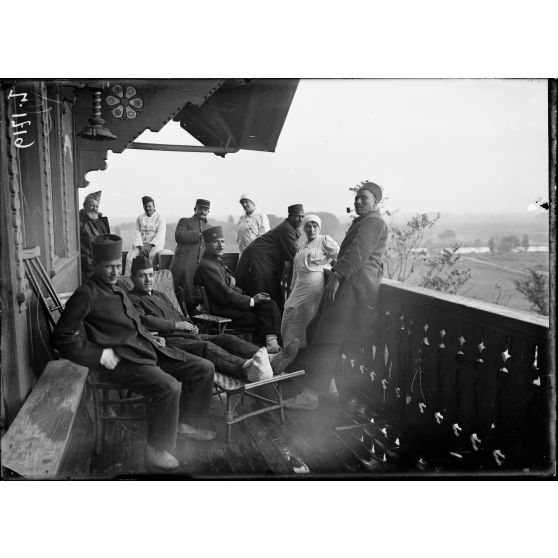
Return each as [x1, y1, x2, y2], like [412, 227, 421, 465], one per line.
[236, 193, 270, 255]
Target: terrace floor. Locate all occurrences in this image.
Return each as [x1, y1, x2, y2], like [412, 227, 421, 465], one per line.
[57, 388, 408, 479]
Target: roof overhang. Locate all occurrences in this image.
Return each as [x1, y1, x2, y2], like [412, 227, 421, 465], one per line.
[70, 79, 299, 187]
[174, 78, 299, 152]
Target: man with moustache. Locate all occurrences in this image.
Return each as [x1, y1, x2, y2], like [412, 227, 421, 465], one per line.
[194, 226, 288, 354]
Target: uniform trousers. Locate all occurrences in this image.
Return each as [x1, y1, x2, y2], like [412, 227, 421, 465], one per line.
[98, 354, 214, 452]
[220, 299, 282, 343]
[303, 343, 341, 394]
[164, 333, 260, 379]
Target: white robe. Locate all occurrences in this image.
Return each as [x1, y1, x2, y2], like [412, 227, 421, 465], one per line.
[125, 211, 166, 275]
[281, 234, 339, 348]
[236, 211, 270, 254]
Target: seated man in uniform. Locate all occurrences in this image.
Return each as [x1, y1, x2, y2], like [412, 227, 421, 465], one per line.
[52, 234, 215, 473]
[194, 226, 287, 355]
[127, 255, 299, 382]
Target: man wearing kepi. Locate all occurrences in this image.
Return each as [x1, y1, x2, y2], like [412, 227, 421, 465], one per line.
[194, 226, 289, 355]
[127, 255, 298, 382]
[52, 234, 215, 472]
[79, 190, 110, 283]
[284, 181, 388, 410]
[235, 204, 305, 309]
[170, 198, 211, 313]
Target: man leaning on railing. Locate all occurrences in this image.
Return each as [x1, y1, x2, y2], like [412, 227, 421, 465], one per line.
[284, 181, 389, 411]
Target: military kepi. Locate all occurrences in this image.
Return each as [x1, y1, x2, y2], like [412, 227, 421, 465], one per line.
[130, 255, 152, 276]
[92, 234, 122, 262]
[288, 204, 304, 215]
[196, 199, 211, 208]
[202, 226, 224, 243]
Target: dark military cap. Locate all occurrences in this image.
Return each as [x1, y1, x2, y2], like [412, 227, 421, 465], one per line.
[288, 204, 304, 215]
[202, 226, 224, 243]
[130, 255, 153, 276]
[91, 234, 122, 262]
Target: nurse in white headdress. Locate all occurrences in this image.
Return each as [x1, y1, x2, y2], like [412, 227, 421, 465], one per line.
[281, 214, 339, 348]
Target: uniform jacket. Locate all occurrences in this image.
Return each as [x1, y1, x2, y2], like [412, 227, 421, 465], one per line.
[128, 288, 195, 342]
[308, 209, 388, 346]
[79, 209, 110, 280]
[170, 215, 210, 304]
[194, 252, 252, 319]
[52, 276, 190, 371]
[235, 218, 301, 302]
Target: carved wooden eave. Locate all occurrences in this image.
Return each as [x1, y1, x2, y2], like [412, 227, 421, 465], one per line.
[72, 79, 224, 188]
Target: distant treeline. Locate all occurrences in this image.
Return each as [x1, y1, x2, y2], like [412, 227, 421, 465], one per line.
[114, 211, 350, 253]
[113, 211, 549, 253]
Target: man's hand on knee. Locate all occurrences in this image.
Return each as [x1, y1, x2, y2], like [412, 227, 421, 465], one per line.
[175, 321, 199, 334]
[253, 293, 270, 304]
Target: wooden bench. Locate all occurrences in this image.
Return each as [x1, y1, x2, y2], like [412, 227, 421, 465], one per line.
[1, 359, 89, 479]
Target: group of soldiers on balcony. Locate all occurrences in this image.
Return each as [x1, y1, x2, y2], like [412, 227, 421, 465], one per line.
[66, 181, 387, 470]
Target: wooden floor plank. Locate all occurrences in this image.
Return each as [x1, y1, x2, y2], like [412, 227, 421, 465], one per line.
[232, 420, 275, 476]
[244, 415, 291, 475]
[257, 412, 313, 476]
[201, 434, 234, 476]
[58, 382, 396, 478]
[279, 412, 328, 473]
[216, 422, 254, 476]
[176, 438, 209, 476]
[287, 403, 350, 471]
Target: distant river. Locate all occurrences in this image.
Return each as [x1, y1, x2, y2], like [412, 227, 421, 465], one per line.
[456, 246, 549, 254]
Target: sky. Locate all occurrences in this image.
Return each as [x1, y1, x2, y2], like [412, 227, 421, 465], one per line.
[82, 79, 549, 222]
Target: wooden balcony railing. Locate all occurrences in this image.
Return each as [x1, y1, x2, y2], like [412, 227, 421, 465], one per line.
[338, 279, 553, 474]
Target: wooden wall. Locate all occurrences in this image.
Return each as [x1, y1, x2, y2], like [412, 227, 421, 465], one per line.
[0, 81, 81, 428]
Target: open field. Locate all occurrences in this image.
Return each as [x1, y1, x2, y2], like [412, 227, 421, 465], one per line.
[401, 251, 550, 314]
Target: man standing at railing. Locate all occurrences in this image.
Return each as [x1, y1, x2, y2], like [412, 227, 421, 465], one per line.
[284, 181, 388, 410]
